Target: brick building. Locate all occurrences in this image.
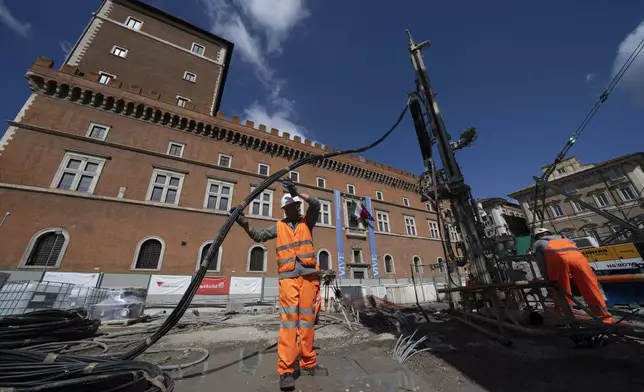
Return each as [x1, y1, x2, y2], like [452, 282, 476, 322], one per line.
[0, 0, 451, 281]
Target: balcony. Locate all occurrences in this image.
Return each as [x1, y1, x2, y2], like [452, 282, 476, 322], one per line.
[345, 226, 367, 239]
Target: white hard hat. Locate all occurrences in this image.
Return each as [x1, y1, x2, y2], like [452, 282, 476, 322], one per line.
[281, 194, 302, 209]
[533, 227, 551, 236]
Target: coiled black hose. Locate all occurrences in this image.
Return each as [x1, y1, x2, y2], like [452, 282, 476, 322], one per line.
[0, 308, 100, 350]
[0, 349, 173, 392]
[122, 102, 410, 359]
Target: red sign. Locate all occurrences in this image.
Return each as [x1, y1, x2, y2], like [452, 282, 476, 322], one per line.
[197, 277, 231, 295]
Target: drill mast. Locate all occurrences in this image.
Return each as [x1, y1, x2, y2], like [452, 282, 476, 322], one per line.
[407, 30, 496, 284]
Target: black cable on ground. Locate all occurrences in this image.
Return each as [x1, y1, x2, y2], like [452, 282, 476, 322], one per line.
[0, 308, 100, 350]
[0, 349, 173, 392]
[22, 340, 110, 355]
[121, 102, 410, 360]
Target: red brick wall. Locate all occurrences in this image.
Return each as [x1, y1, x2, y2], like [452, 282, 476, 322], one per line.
[0, 91, 447, 277]
[4, 95, 426, 210]
[74, 1, 227, 113]
[0, 187, 338, 276]
[372, 233, 445, 278]
[108, 1, 225, 58]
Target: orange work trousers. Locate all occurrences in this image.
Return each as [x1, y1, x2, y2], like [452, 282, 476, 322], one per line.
[278, 274, 320, 375]
[547, 252, 613, 323]
[314, 283, 322, 320]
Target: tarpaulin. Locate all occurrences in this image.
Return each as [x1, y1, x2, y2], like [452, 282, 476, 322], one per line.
[147, 275, 191, 295]
[229, 277, 262, 295]
[43, 272, 100, 287]
[197, 277, 231, 295]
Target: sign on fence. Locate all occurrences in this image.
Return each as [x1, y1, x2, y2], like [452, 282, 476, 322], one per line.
[229, 277, 262, 295]
[148, 275, 191, 295]
[197, 277, 231, 295]
[43, 272, 100, 287]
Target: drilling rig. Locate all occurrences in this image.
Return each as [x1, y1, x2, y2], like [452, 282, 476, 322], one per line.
[406, 30, 500, 285]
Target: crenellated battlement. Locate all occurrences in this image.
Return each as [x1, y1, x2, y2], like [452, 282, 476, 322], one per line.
[26, 56, 419, 191]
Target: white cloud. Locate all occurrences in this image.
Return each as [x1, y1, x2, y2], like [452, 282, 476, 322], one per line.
[612, 21, 644, 98]
[0, 0, 31, 38]
[60, 40, 73, 56]
[245, 102, 308, 139]
[585, 72, 595, 82]
[201, 0, 309, 138]
[239, 0, 309, 54]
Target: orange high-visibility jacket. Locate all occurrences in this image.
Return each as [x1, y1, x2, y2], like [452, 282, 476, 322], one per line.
[544, 237, 581, 263]
[276, 217, 317, 274]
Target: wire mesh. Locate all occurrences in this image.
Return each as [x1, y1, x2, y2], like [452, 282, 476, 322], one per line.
[0, 280, 110, 316]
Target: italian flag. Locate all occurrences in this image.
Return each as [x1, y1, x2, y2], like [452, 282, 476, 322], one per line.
[349, 200, 370, 222]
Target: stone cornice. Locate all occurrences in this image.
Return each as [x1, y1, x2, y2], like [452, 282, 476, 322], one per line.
[509, 153, 644, 199]
[25, 56, 420, 193]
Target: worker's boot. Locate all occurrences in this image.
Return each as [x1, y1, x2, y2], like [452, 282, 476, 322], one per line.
[279, 373, 295, 390]
[300, 365, 329, 376]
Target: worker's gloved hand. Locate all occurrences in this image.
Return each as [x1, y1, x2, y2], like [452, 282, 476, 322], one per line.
[281, 178, 298, 197]
[229, 208, 248, 225]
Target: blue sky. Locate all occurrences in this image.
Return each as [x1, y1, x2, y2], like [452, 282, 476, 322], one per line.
[1, 0, 644, 199]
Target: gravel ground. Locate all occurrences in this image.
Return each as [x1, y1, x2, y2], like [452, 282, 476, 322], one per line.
[401, 316, 644, 392]
[138, 309, 644, 391]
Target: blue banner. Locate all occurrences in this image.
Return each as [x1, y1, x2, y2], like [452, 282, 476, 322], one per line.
[364, 196, 379, 279]
[333, 189, 346, 278]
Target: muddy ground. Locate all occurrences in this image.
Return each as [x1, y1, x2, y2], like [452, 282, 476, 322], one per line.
[124, 310, 644, 392]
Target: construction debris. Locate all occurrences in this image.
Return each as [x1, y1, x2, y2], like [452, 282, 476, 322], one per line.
[392, 329, 433, 364]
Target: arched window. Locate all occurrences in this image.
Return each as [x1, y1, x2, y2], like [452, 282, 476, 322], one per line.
[132, 236, 165, 270]
[197, 242, 222, 271]
[383, 254, 395, 274]
[20, 228, 70, 268]
[413, 255, 422, 274]
[437, 257, 446, 274]
[247, 245, 267, 272]
[317, 249, 331, 270]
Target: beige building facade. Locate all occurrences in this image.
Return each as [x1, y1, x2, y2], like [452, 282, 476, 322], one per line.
[508, 153, 644, 243]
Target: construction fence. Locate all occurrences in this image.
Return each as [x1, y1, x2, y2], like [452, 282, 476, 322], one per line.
[0, 270, 466, 313]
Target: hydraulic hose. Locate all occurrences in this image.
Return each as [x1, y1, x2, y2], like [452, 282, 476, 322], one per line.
[122, 102, 410, 359]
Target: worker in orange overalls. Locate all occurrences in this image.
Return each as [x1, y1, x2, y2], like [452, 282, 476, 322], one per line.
[532, 228, 613, 323]
[233, 179, 328, 390]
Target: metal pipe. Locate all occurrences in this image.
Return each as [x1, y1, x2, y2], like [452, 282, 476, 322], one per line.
[462, 310, 554, 336]
[478, 307, 545, 326]
[573, 318, 644, 340]
[410, 263, 431, 324]
[598, 274, 644, 283]
[451, 312, 513, 346]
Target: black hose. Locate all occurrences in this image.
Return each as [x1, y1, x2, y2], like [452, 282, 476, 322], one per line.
[0, 308, 100, 350]
[122, 102, 410, 359]
[0, 349, 173, 392]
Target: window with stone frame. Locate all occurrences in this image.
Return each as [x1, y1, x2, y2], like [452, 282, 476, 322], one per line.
[376, 211, 390, 232]
[250, 187, 273, 217]
[248, 245, 266, 272]
[204, 179, 233, 211]
[384, 254, 395, 274]
[147, 169, 184, 205]
[134, 239, 163, 270]
[24, 231, 66, 267]
[52, 152, 106, 194]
